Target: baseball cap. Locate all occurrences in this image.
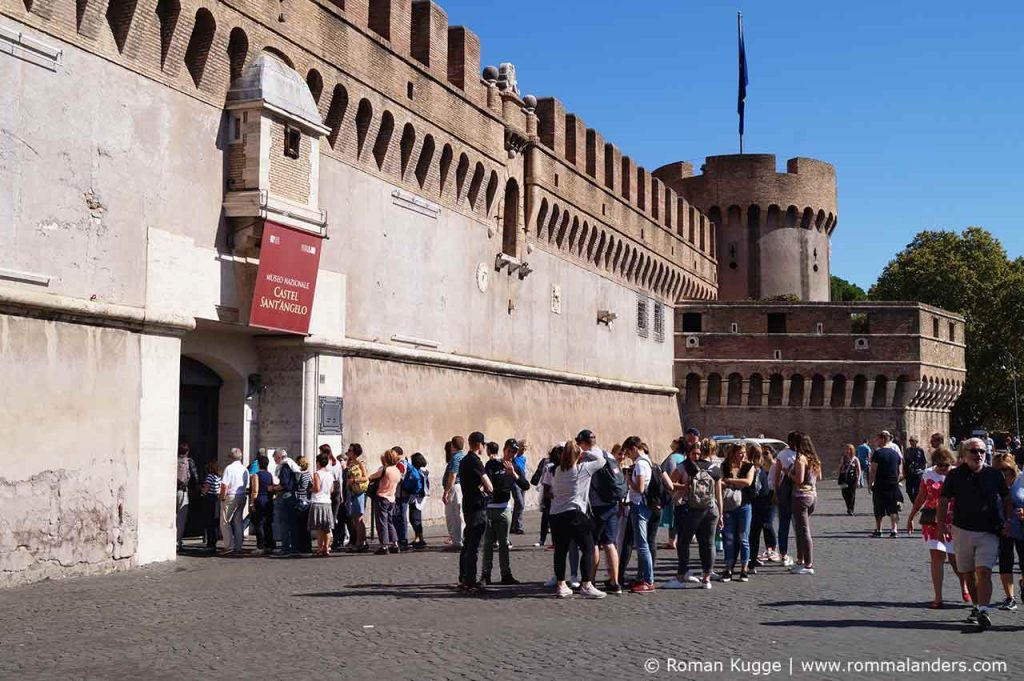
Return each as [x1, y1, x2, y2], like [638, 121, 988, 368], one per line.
[685, 427, 700, 437]
[504, 438, 520, 452]
[576, 429, 596, 443]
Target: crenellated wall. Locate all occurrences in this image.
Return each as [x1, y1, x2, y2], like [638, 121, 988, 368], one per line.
[658, 155, 835, 302]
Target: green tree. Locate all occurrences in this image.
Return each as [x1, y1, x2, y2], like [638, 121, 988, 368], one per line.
[870, 227, 1024, 435]
[830, 275, 867, 301]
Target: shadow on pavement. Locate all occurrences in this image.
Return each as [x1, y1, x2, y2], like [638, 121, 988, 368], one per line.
[768, 618, 1023, 634]
[296, 583, 555, 600]
[763, 599, 934, 609]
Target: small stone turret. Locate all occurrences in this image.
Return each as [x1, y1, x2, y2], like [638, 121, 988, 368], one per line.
[656, 154, 836, 302]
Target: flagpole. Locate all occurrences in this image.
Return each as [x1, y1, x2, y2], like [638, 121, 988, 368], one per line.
[738, 11, 744, 154]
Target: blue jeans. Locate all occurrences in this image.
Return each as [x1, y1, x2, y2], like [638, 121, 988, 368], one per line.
[631, 502, 653, 584]
[394, 498, 409, 546]
[722, 503, 752, 570]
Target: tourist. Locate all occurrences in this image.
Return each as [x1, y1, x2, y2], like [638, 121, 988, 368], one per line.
[368, 449, 402, 555]
[511, 439, 530, 535]
[586, 430, 627, 594]
[272, 449, 298, 555]
[220, 448, 249, 554]
[747, 444, 778, 571]
[249, 454, 275, 555]
[870, 430, 904, 537]
[443, 435, 467, 550]
[406, 452, 430, 549]
[321, 445, 344, 551]
[541, 444, 581, 588]
[623, 436, 657, 593]
[175, 443, 198, 552]
[938, 437, 1012, 631]
[837, 444, 861, 515]
[855, 438, 872, 488]
[481, 439, 530, 584]
[906, 446, 961, 608]
[772, 431, 801, 565]
[531, 447, 557, 548]
[788, 433, 820, 575]
[665, 438, 723, 590]
[309, 452, 335, 556]
[457, 432, 493, 593]
[344, 444, 369, 553]
[200, 460, 221, 552]
[904, 437, 927, 507]
[294, 456, 313, 554]
[392, 446, 410, 549]
[549, 438, 606, 598]
[992, 453, 1023, 611]
[659, 434, 689, 550]
[720, 443, 755, 582]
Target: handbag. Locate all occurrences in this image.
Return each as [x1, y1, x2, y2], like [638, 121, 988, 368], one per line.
[919, 507, 937, 526]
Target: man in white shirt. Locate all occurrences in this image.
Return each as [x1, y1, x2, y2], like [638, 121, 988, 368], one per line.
[220, 448, 250, 554]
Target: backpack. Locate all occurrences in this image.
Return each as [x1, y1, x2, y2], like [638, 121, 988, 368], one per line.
[645, 463, 672, 511]
[592, 453, 628, 505]
[278, 463, 298, 494]
[402, 467, 422, 495]
[686, 461, 716, 510]
[838, 460, 858, 488]
[347, 462, 369, 495]
[177, 457, 196, 492]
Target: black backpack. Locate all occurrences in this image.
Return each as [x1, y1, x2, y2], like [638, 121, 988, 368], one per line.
[278, 463, 298, 494]
[592, 453, 628, 505]
[645, 463, 672, 510]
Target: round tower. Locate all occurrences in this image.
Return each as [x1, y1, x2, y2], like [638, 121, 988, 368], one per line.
[658, 154, 837, 302]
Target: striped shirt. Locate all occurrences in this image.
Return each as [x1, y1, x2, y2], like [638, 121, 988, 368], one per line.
[203, 473, 221, 496]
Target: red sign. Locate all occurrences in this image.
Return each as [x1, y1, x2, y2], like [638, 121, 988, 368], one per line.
[249, 221, 323, 335]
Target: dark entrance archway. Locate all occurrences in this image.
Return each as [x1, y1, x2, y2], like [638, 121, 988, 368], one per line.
[179, 356, 222, 536]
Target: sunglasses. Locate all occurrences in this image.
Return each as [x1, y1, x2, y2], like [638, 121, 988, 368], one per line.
[967, 448, 986, 454]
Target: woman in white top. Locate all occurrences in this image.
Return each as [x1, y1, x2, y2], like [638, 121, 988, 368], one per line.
[308, 452, 335, 556]
[549, 440, 607, 599]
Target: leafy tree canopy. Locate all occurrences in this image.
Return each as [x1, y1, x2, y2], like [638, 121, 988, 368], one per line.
[830, 275, 867, 301]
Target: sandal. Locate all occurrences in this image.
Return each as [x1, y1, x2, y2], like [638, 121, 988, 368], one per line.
[928, 601, 943, 610]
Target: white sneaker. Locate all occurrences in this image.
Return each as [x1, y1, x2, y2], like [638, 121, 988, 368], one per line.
[663, 578, 688, 589]
[700, 577, 712, 589]
[570, 580, 581, 589]
[791, 565, 815, 575]
[782, 556, 794, 567]
[683, 570, 700, 583]
[580, 583, 607, 599]
[555, 583, 573, 598]
[533, 542, 543, 548]
[544, 576, 557, 587]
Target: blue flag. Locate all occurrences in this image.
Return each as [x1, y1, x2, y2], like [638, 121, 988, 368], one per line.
[738, 12, 748, 137]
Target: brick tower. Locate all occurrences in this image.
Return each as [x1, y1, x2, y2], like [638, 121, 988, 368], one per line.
[656, 154, 836, 302]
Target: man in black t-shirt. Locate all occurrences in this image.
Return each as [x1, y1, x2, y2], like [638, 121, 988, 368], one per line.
[938, 438, 1011, 631]
[869, 431, 904, 537]
[458, 431, 493, 593]
[903, 437, 927, 505]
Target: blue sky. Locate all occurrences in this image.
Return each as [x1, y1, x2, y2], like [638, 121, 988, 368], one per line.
[438, 1, 1023, 291]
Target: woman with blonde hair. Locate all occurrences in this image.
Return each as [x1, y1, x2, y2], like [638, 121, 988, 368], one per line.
[369, 448, 403, 555]
[993, 453, 1024, 610]
[837, 444, 861, 515]
[787, 433, 820, 575]
[549, 439, 608, 599]
[907, 446, 964, 608]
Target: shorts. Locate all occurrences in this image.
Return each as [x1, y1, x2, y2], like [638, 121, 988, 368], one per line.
[998, 536, 1024, 574]
[872, 485, 901, 519]
[347, 493, 367, 517]
[591, 504, 619, 547]
[952, 527, 999, 572]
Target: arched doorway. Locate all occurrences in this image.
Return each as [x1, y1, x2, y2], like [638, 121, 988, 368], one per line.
[179, 356, 222, 536]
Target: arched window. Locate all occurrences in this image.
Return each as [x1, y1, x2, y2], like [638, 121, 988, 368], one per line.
[871, 375, 889, 407]
[399, 123, 415, 177]
[893, 375, 909, 407]
[768, 374, 784, 406]
[748, 373, 764, 406]
[227, 27, 248, 82]
[306, 68, 323, 104]
[830, 375, 847, 407]
[851, 375, 868, 407]
[438, 144, 453, 194]
[684, 373, 702, 418]
[484, 170, 499, 214]
[788, 375, 805, 406]
[706, 374, 722, 406]
[727, 373, 743, 406]
[414, 134, 435, 188]
[809, 374, 825, 407]
[324, 85, 349, 150]
[354, 98, 373, 158]
[501, 179, 519, 257]
[372, 111, 394, 170]
[184, 8, 216, 88]
[106, 0, 139, 53]
[155, 0, 180, 68]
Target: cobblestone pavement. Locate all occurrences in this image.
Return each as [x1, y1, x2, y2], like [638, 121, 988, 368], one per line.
[1, 485, 1021, 680]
